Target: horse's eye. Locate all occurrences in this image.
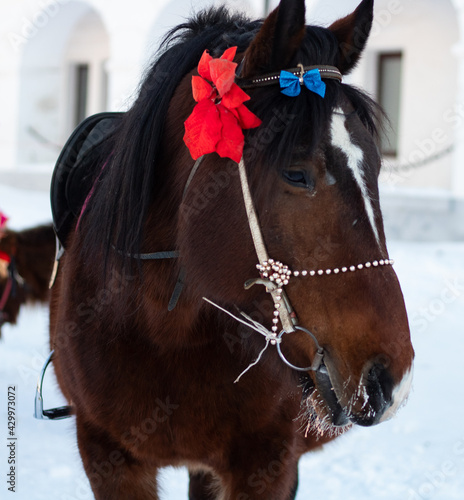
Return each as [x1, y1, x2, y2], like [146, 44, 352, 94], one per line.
[281, 169, 314, 190]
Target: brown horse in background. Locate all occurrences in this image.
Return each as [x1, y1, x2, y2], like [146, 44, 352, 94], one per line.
[49, 0, 414, 498]
[0, 224, 55, 335]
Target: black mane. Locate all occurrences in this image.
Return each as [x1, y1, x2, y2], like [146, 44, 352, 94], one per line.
[79, 6, 380, 270]
[80, 7, 259, 268]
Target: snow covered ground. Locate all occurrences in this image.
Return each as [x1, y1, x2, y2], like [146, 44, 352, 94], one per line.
[1, 182, 463, 500]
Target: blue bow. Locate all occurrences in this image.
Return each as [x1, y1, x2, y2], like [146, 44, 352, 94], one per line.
[279, 68, 326, 98]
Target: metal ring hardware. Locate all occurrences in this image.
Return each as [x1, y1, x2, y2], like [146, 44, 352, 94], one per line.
[276, 326, 324, 372]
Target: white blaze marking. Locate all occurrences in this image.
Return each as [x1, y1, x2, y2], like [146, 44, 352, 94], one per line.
[330, 110, 380, 245]
[379, 367, 414, 423]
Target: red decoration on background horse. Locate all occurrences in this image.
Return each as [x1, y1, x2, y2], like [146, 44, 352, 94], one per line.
[0, 212, 8, 229]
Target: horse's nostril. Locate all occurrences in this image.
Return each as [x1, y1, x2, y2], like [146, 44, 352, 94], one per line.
[365, 363, 394, 415]
[347, 362, 399, 427]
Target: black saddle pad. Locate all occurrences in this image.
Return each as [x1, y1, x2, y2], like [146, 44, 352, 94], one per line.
[51, 112, 123, 247]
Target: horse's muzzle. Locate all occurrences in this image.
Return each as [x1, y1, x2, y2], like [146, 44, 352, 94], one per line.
[314, 359, 409, 428]
[350, 362, 395, 427]
[314, 364, 349, 427]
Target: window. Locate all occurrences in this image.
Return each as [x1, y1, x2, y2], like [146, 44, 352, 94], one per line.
[100, 61, 109, 111]
[377, 52, 403, 156]
[73, 63, 89, 127]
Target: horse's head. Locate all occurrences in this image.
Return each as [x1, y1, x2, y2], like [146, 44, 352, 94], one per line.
[176, 0, 413, 432]
[0, 251, 24, 335]
[0, 225, 54, 336]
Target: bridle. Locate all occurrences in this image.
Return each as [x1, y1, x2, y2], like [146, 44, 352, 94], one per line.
[195, 63, 394, 378]
[203, 156, 393, 381]
[162, 62, 394, 376]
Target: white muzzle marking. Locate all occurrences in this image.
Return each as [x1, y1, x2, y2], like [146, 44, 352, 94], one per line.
[379, 367, 414, 423]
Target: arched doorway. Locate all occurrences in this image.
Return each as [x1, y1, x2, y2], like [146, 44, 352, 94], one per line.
[17, 1, 109, 169]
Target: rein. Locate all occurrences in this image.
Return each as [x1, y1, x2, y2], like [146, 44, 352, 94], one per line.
[0, 278, 12, 313]
[237, 159, 296, 334]
[0, 252, 18, 325]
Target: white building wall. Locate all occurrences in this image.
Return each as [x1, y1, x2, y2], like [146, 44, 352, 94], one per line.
[0, 2, 26, 171]
[14, 1, 106, 168]
[2, 0, 464, 212]
[370, 0, 458, 193]
[450, 0, 464, 198]
[0, 0, 258, 174]
[308, 0, 460, 194]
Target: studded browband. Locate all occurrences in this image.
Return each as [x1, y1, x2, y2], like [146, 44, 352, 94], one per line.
[237, 65, 342, 89]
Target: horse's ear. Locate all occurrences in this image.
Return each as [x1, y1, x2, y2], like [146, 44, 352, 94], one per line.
[241, 0, 306, 78]
[329, 0, 374, 75]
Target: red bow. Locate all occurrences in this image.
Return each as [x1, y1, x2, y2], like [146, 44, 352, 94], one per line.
[0, 251, 10, 263]
[183, 47, 262, 163]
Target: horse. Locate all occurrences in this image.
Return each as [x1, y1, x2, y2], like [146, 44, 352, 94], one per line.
[0, 224, 55, 335]
[49, 0, 414, 498]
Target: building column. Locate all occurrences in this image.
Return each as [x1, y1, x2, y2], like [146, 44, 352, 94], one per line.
[0, 61, 20, 170]
[0, 18, 23, 170]
[451, 0, 464, 197]
[105, 23, 151, 111]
